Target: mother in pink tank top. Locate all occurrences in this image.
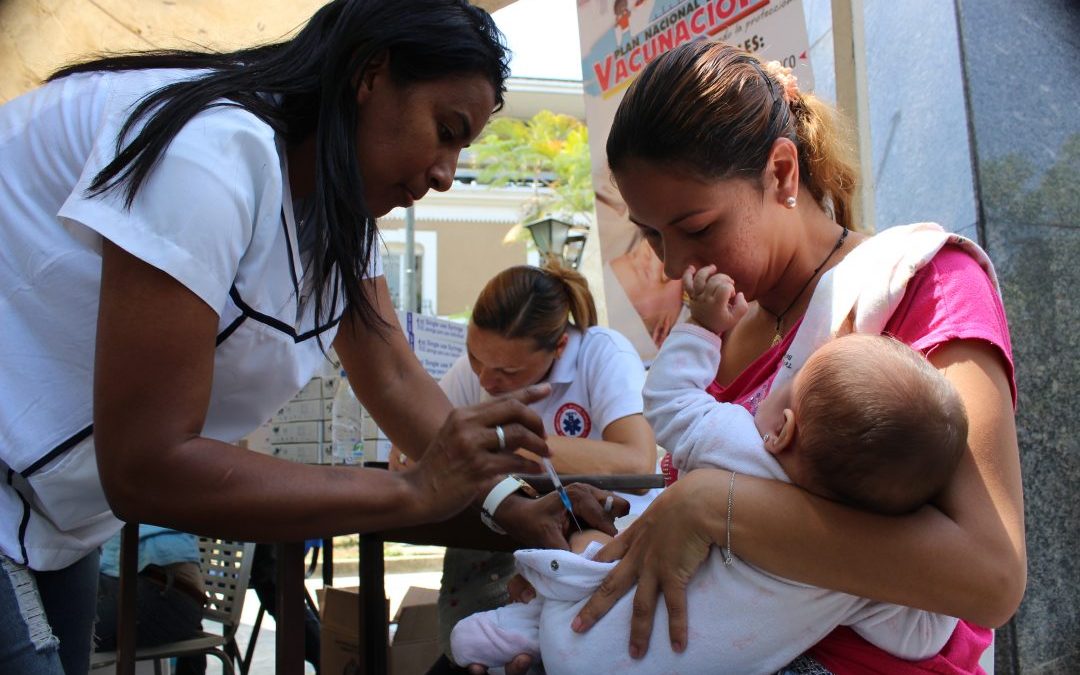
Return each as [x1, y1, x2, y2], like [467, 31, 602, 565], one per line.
[562, 41, 1024, 675]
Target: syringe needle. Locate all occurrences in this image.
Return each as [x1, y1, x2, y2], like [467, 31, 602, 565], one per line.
[542, 458, 583, 533]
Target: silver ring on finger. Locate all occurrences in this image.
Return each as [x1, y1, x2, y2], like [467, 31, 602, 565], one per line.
[494, 424, 507, 451]
[604, 494, 614, 513]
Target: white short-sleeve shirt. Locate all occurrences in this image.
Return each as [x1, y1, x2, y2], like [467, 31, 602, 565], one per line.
[0, 69, 380, 569]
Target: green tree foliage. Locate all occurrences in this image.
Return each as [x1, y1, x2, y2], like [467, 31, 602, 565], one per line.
[469, 110, 595, 230]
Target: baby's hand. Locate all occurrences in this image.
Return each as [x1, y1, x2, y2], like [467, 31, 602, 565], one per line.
[683, 265, 748, 335]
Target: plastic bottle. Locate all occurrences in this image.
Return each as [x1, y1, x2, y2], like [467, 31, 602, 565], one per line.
[330, 370, 364, 465]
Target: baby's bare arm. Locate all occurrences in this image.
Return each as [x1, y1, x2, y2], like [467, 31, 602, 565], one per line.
[570, 529, 614, 554]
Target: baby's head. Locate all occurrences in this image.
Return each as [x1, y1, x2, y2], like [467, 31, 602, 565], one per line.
[756, 334, 967, 515]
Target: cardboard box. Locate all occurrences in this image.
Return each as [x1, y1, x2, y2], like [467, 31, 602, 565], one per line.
[274, 314, 465, 462]
[270, 420, 331, 444]
[320, 586, 365, 675]
[271, 442, 325, 464]
[325, 312, 465, 447]
[242, 420, 273, 455]
[319, 585, 439, 675]
[293, 377, 324, 401]
[364, 438, 393, 463]
[321, 375, 342, 399]
[272, 398, 333, 423]
[361, 410, 389, 441]
[390, 587, 441, 675]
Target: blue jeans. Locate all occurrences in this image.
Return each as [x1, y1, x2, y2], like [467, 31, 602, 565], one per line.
[0, 551, 100, 675]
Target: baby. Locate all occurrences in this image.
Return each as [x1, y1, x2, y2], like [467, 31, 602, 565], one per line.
[451, 267, 968, 674]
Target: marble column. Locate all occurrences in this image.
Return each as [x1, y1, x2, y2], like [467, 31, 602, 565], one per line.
[954, 0, 1080, 672]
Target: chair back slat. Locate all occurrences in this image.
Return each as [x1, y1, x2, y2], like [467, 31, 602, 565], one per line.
[198, 538, 255, 633]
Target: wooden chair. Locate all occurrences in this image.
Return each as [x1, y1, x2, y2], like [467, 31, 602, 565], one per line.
[92, 538, 256, 675]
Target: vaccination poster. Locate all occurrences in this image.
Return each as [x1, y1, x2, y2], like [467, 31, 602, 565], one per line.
[576, 0, 814, 361]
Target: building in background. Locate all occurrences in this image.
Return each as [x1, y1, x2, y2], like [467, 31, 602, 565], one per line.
[378, 76, 586, 316]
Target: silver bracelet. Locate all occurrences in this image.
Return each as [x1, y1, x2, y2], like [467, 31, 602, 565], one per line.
[722, 471, 736, 566]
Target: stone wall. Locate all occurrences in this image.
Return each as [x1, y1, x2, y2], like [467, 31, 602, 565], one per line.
[953, 0, 1080, 672]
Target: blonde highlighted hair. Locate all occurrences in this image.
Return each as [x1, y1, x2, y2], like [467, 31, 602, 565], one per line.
[471, 259, 597, 351]
[607, 40, 860, 230]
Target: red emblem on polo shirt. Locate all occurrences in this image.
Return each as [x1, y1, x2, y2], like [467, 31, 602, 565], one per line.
[554, 403, 591, 438]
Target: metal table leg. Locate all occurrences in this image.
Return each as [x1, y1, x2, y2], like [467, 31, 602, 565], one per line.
[275, 542, 305, 674]
[116, 522, 140, 675]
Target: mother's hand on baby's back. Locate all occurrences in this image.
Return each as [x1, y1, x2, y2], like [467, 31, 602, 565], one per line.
[572, 470, 724, 659]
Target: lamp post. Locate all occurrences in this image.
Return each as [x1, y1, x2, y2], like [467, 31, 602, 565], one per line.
[524, 217, 587, 269]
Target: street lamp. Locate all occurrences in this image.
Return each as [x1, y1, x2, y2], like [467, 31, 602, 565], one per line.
[562, 233, 587, 270]
[524, 217, 587, 269]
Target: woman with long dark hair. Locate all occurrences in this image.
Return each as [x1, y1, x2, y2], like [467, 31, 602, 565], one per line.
[0, 3, 616, 673]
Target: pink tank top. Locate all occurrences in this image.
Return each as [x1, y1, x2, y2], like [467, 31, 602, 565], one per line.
[702, 246, 1014, 674]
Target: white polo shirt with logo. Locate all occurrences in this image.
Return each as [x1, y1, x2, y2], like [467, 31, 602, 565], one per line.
[0, 69, 378, 570]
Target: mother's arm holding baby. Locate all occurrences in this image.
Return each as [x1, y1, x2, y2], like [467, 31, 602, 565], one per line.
[577, 337, 1021, 643]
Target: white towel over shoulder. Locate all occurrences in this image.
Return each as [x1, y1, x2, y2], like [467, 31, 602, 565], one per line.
[772, 222, 998, 390]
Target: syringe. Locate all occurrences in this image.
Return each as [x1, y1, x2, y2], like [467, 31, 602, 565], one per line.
[542, 457, 583, 533]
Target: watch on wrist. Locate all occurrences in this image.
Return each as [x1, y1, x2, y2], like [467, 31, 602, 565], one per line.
[480, 475, 538, 534]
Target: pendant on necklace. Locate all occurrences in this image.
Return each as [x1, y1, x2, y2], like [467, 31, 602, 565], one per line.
[771, 317, 784, 347]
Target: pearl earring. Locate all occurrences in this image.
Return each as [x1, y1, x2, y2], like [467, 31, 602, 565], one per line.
[785, 196, 797, 209]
